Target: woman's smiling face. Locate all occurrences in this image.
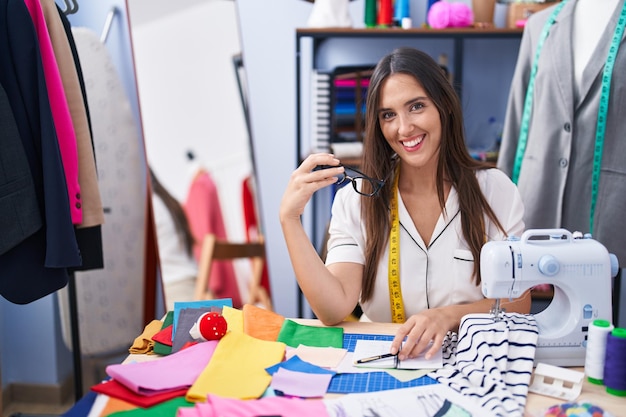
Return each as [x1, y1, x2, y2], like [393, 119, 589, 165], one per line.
[377, 73, 442, 172]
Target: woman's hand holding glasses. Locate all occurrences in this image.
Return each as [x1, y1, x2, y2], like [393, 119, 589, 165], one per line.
[280, 154, 344, 222]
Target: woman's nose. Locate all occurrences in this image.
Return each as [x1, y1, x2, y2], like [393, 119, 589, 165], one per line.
[397, 113, 413, 136]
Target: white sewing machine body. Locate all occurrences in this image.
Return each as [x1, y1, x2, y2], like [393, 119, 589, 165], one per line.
[481, 229, 619, 367]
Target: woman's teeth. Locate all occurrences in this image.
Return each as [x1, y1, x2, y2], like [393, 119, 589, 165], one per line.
[402, 136, 423, 147]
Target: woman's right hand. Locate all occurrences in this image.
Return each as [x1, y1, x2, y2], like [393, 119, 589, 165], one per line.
[279, 153, 344, 221]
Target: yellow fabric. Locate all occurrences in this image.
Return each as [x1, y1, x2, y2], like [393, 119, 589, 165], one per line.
[222, 306, 244, 333]
[243, 303, 285, 341]
[186, 331, 286, 402]
[128, 319, 163, 354]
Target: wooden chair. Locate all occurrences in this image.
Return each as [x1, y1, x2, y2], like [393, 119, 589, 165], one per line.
[194, 234, 272, 311]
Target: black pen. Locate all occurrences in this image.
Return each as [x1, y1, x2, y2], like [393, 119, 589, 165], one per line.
[355, 353, 398, 364]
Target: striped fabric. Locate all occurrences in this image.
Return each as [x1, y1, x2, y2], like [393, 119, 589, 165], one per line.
[429, 313, 538, 417]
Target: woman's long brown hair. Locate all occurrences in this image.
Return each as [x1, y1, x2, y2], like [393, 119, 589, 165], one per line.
[149, 168, 195, 256]
[359, 47, 505, 302]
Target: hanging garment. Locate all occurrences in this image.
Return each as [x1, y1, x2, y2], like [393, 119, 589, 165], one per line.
[41, 0, 104, 228]
[24, 0, 82, 224]
[0, 0, 82, 303]
[0, 84, 41, 256]
[242, 175, 272, 304]
[52, 0, 105, 270]
[185, 170, 242, 308]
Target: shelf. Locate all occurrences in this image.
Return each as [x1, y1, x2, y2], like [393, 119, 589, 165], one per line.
[297, 27, 523, 38]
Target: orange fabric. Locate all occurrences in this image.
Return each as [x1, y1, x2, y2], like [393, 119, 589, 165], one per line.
[243, 304, 285, 341]
[184, 170, 241, 308]
[98, 396, 136, 416]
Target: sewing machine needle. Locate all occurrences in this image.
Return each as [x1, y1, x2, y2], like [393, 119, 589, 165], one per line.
[491, 298, 502, 321]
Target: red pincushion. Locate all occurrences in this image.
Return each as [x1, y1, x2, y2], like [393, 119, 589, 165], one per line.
[198, 312, 228, 340]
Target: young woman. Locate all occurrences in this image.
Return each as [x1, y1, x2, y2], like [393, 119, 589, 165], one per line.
[280, 47, 530, 361]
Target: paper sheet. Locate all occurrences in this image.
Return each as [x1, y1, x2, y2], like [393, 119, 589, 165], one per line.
[352, 339, 443, 370]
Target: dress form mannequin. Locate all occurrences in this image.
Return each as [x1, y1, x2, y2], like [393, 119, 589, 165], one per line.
[573, 0, 620, 87]
[498, 0, 626, 327]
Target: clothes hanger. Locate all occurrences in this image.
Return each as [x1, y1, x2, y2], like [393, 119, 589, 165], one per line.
[63, 0, 79, 15]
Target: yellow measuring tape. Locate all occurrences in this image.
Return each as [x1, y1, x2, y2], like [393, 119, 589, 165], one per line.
[388, 167, 405, 323]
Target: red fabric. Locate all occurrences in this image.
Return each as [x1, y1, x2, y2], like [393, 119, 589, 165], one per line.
[242, 176, 272, 298]
[184, 171, 242, 308]
[91, 379, 186, 408]
[151, 325, 173, 347]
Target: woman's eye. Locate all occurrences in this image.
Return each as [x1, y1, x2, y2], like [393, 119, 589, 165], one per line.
[381, 111, 394, 120]
[410, 102, 425, 111]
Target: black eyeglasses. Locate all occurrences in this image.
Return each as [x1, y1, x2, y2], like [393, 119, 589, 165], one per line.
[316, 165, 385, 197]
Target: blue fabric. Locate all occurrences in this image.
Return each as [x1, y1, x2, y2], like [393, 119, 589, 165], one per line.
[61, 391, 97, 417]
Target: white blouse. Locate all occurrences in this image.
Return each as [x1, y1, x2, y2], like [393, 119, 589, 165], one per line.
[325, 168, 525, 322]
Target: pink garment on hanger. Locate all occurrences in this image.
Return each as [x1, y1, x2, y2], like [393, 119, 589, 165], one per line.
[184, 170, 242, 308]
[242, 176, 271, 298]
[24, 0, 82, 224]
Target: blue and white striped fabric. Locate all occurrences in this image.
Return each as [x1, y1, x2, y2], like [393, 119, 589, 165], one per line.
[429, 313, 538, 417]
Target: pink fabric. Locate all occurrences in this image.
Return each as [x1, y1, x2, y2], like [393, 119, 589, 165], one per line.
[24, 0, 82, 224]
[180, 395, 329, 417]
[185, 171, 242, 308]
[105, 341, 218, 396]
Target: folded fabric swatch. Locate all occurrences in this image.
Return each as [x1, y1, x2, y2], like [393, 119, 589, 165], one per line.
[179, 394, 329, 417]
[265, 355, 336, 376]
[152, 325, 173, 347]
[430, 312, 538, 417]
[270, 367, 333, 398]
[186, 330, 286, 402]
[277, 319, 343, 348]
[243, 303, 285, 341]
[106, 341, 218, 396]
[129, 319, 164, 354]
[286, 345, 347, 368]
[173, 299, 232, 334]
[153, 311, 174, 356]
[171, 307, 215, 353]
[221, 305, 243, 333]
[105, 397, 193, 417]
[91, 379, 186, 408]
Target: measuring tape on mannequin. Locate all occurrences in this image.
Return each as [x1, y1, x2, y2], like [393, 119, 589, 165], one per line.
[512, 0, 626, 234]
[388, 167, 405, 323]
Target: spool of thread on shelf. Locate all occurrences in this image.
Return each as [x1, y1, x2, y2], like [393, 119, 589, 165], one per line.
[394, 0, 410, 27]
[364, 0, 377, 28]
[584, 319, 614, 384]
[377, 0, 393, 27]
[603, 327, 626, 397]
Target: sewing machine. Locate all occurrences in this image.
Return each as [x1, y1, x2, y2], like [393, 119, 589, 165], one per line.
[480, 229, 619, 367]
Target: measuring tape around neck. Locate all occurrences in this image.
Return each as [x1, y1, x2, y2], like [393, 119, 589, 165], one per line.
[388, 167, 405, 323]
[512, 0, 626, 234]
